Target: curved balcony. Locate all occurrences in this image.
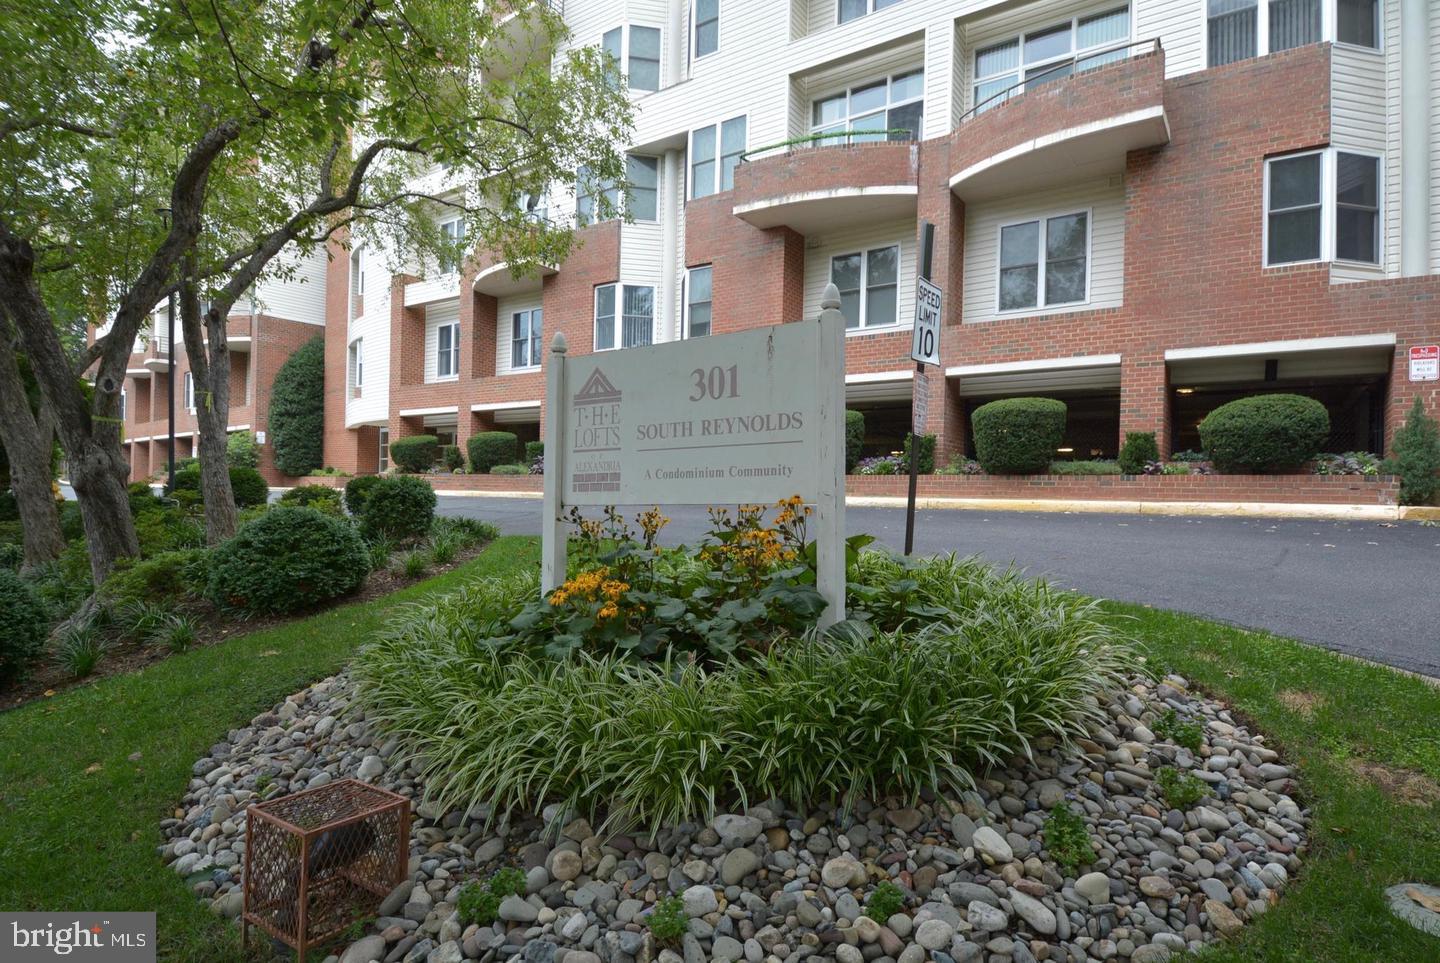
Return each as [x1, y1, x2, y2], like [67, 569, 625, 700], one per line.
[472, 260, 556, 298]
[731, 139, 918, 234]
[949, 40, 1168, 201]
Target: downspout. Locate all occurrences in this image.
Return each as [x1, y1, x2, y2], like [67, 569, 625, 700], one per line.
[660, 150, 681, 340]
[1400, 0, 1431, 276]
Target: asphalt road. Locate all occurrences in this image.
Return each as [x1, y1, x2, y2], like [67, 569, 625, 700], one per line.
[438, 495, 1440, 678]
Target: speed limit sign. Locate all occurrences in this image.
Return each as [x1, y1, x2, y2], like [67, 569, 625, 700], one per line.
[911, 276, 942, 366]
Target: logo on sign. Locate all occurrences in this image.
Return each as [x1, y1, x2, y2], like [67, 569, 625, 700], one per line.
[571, 369, 622, 493]
[3, 913, 155, 961]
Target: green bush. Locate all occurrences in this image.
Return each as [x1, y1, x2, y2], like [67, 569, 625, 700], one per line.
[524, 441, 545, 462]
[278, 485, 343, 514]
[206, 507, 369, 614]
[0, 520, 21, 547]
[1048, 460, 1121, 476]
[1383, 397, 1440, 506]
[866, 881, 906, 922]
[59, 500, 85, 541]
[1117, 432, 1159, 474]
[0, 568, 47, 683]
[127, 482, 164, 515]
[134, 507, 205, 557]
[0, 489, 18, 522]
[344, 475, 384, 516]
[390, 435, 438, 474]
[902, 433, 936, 474]
[226, 430, 259, 469]
[1043, 804, 1093, 869]
[844, 410, 865, 472]
[101, 549, 210, 608]
[440, 445, 465, 472]
[467, 432, 519, 474]
[647, 897, 688, 944]
[166, 462, 202, 497]
[0, 543, 22, 570]
[229, 466, 269, 508]
[1156, 766, 1207, 810]
[489, 463, 527, 475]
[358, 476, 436, 543]
[456, 868, 527, 926]
[1153, 708, 1203, 752]
[971, 397, 1067, 474]
[269, 336, 325, 476]
[1198, 394, 1329, 473]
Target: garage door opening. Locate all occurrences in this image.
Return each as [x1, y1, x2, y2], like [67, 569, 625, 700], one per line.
[1169, 376, 1387, 455]
[962, 390, 1122, 461]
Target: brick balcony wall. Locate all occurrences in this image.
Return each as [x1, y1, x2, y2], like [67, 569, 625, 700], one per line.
[732, 140, 919, 205]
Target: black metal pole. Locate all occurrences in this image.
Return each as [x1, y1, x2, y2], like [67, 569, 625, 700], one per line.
[904, 221, 935, 557]
[167, 290, 176, 493]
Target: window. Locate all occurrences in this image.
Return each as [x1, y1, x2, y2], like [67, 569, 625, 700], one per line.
[183, 371, 195, 411]
[437, 218, 465, 274]
[1207, 0, 1321, 67]
[119, 389, 126, 422]
[812, 69, 924, 146]
[689, 117, 746, 198]
[831, 246, 899, 329]
[378, 428, 389, 473]
[998, 212, 1089, 311]
[1337, 0, 1379, 48]
[511, 308, 543, 369]
[838, 0, 903, 26]
[577, 165, 619, 226]
[349, 338, 364, 396]
[973, 8, 1130, 113]
[686, 266, 712, 337]
[436, 321, 459, 378]
[518, 189, 548, 223]
[601, 25, 661, 92]
[434, 427, 457, 448]
[602, 27, 622, 88]
[694, 0, 718, 58]
[1265, 149, 1382, 267]
[626, 155, 659, 221]
[349, 246, 364, 319]
[594, 284, 654, 350]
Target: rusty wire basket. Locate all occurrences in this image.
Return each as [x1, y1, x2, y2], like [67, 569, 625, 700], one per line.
[243, 778, 410, 963]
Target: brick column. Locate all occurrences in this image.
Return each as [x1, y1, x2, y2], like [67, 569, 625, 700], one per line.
[1120, 354, 1170, 457]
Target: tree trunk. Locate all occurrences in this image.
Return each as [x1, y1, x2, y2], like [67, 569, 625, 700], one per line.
[0, 310, 65, 569]
[66, 436, 138, 585]
[180, 260, 237, 543]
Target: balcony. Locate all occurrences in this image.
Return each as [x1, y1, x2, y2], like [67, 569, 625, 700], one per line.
[949, 40, 1168, 201]
[485, 0, 561, 81]
[143, 336, 178, 372]
[731, 139, 919, 235]
[472, 260, 556, 298]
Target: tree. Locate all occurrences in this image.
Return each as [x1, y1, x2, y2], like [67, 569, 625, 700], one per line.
[270, 337, 326, 477]
[0, 0, 631, 579]
[1384, 397, 1440, 506]
[0, 311, 64, 568]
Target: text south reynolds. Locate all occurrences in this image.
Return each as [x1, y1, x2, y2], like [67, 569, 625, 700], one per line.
[634, 411, 804, 441]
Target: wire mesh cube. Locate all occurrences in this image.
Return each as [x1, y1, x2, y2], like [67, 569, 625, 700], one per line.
[243, 778, 410, 963]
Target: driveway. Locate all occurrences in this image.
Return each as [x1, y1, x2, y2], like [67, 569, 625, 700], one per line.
[438, 495, 1440, 678]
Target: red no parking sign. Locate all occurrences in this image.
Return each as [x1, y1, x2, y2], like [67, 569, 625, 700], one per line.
[1410, 345, 1439, 382]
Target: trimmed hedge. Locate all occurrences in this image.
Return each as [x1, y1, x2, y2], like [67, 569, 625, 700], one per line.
[358, 475, 436, 542]
[490, 463, 527, 475]
[269, 336, 325, 476]
[205, 507, 369, 614]
[971, 398, 1067, 474]
[344, 475, 384, 516]
[844, 410, 865, 472]
[167, 463, 267, 507]
[524, 441, 545, 462]
[391, 435, 438, 474]
[1198, 394, 1329, 473]
[1384, 397, 1440, 506]
[1117, 432, 1159, 474]
[902, 433, 936, 475]
[0, 568, 47, 683]
[127, 482, 164, 516]
[278, 484, 343, 514]
[468, 432, 519, 474]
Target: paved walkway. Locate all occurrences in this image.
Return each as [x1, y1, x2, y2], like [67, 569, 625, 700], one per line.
[438, 496, 1440, 678]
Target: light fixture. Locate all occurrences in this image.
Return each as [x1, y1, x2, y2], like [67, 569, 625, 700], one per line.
[1175, 387, 1195, 395]
[1056, 447, 1074, 453]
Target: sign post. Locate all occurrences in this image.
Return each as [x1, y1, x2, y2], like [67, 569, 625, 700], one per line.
[904, 221, 940, 556]
[1409, 345, 1439, 382]
[541, 299, 848, 627]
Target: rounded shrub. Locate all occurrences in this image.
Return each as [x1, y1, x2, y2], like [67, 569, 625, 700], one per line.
[524, 440, 545, 462]
[344, 475, 384, 516]
[467, 432, 519, 474]
[269, 336, 325, 476]
[391, 435, 439, 474]
[226, 430, 259, 469]
[971, 398, 1067, 474]
[127, 481, 164, 515]
[279, 484, 343, 514]
[166, 462, 202, 497]
[902, 433, 936, 474]
[1198, 394, 1329, 473]
[229, 466, 269, 508]
[359, 476, 437, 542]
[844, 410, 865, 472]
[206, 507, 369, 614]
[101, 549, 210, 607]
[1117, 432, 1159, 475]
[0, 568, 47, 683]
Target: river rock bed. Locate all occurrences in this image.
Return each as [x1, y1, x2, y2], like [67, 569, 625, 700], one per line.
[167, 673, 1307, 963]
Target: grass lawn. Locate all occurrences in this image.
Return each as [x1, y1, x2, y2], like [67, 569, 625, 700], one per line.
[2, 534, 1436, 962]
[0, 536, 539, 963]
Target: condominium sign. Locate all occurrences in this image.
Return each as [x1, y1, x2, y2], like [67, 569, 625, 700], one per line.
[541, 312, 847, 624]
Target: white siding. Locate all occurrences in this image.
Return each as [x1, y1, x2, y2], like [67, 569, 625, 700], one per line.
[802, 217, 918, 329]
[1384, 0, 1402, 274]
[1332, 40, 1391, 282]
[962, 178, 1125, 324]
[345, 246, 392, 427]
[424, 300, 460, 383]
[496, 295, 544, 376]
[248, 248, 328, 324]
[1132, 0, 1203, 77]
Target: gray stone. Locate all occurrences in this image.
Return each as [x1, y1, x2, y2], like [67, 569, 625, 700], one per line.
[1130, 947, 1172, 963]
[949, 813, 977, 849]
[712, 936, 744, 962]
[551, 851, 582, 883]
[522, 941, 556, 963]
[341, 936, 388, 963]
[971, 827, 1012, 864]
[499, 895, 538, 923]
[682, 885, 718, 917]
[427, 943, 463, 963]
[835, 945, 864, 963]
[721, 848, 761, 885]
[948, 883, 999, 909]
[966, 901, 1007, 932]
[914, 919, 954, 951]
[1006, 890, 1056, 935]
[1075, 872, 1110, 905]
[821, 856, 866, 889]
[357, 756, 385, 781]
[712, 814, 764, 848]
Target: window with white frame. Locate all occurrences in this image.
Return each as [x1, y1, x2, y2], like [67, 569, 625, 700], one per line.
[998, 211, 1089, 312]
[1264, 149, 1381, 266]
[601, 25, 661, 92]
[378, 428, 389, 473]
[436, 321, 460, 378]
[1207, 0, 1321, 68]
[438, 218, 466, 274]
[349, 338, 364, 396]
[812, 69, 924, 146]
[594, 283, 655, 350]
[577, 166, 619, 226]
[694, 0, 719, 58]
[686, 266, 712, 337]
[183, 371, 195, 411]
[838, 0, 904, 27]
[627, 155, 659, 221]
[1336, 0, 1379, 48]
[973, 7, 1130, 113]
[349, 245, 365, 319]
[511, 307, 543, 369]
[518, 189, 548, 222]
[831, 246, 899, 330]
[690, 117, 746, 199]
[119, 388, 126, 422]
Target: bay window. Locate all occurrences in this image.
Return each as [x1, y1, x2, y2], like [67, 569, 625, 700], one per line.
[1335, 152, 1379, 264]
[600, 25, 660, 92]
[627, 155, 659, 221]
[511, 308, 542, 369]
[1265, 149, 1381, 267]
[998, 212, 1089, 312]
[689, 117, 746, 198]
[812, 69, 923, 146]
[1207, 0, 1323, 68]
[694, 0, 718, 58]
[973, 7, 1130, 113]
[831, 246, 899, 330]
[595, 284, 654, 350]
